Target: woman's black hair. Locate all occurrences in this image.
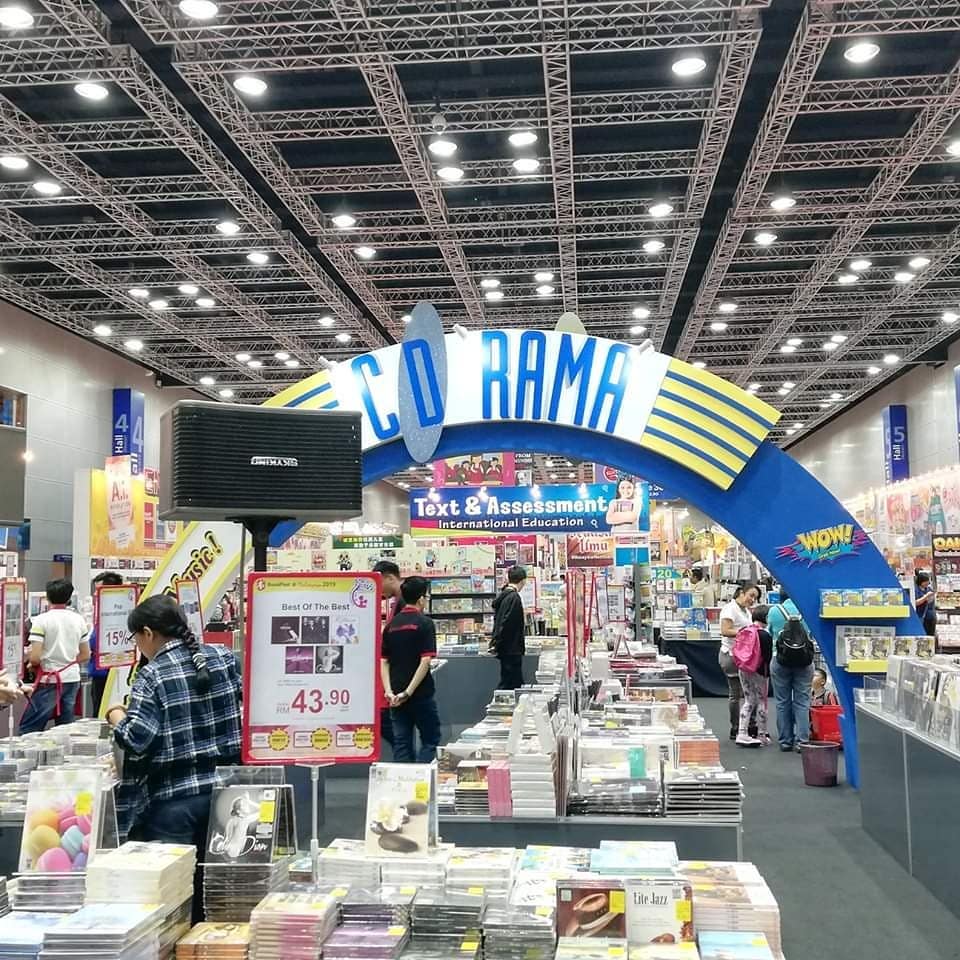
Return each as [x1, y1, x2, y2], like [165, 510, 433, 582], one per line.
[733, 583, 758, 600]
[916, 570, 931, 587]
[814, 667, 828, 682]
[128, 594, 211, 693]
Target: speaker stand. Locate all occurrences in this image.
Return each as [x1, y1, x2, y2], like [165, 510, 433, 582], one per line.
[236, 517, 286, 573]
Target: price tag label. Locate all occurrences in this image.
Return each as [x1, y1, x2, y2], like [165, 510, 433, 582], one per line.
[675, 900, 692, 921]
[94, 583, 140, 671]
[0, 579, 25, 680]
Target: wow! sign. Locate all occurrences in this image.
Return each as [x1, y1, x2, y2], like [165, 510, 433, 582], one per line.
[777, 523, 869, 566]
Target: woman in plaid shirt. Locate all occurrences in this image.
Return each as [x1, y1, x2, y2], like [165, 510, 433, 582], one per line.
[106, 596, 242, 888]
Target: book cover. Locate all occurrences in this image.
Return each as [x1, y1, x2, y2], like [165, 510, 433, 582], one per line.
[205, 786, 279, 864]
[365, 763, 434, 857]
[625, 878, 693, 945]
[556, 879, 627, 939]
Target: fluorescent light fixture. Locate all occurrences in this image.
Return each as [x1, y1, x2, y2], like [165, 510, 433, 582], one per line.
[718, 301, 737, 313]
[944, 311, 960, 324]
[692, 360, 707, 369]
[533, 271, 554, 283]
[837, 273, 857, 285]
[247, 359, 263, 368]
[909, 256, 931, 269]
[401, 314, 411, 323]
[128, 287, 149, 299]
[285, 358, 300, 368]
[354, 246, 376, 259]
[508, 130, 537, 147]
[536, 284, 555, 296]
[148, 299, 168, 310]
[437, 165, 464, 181]
[749, 383, 761, 391]
[883, 353, 900, 365]
[830, 392, 843, 401]
[428, 134, 458, 158]
[335, 332, 352, 343]
[642, 239, 665, 254]
[216, 219, 240, 235]
[178, 283, 199, 295]
[754, 231, 777, 246]
[894, 271, 914, 283]
[823, 341, 838, 351]
[124, 339, 144, 352]
[199, 376, 216, 386]
[648, 201, 673, 218]
[777, 388, 789, 396]
[948, 138, 960, 157]
[786, 428, 797, 436]
[844, 40, 880, 64]
[783, 381, 796, 389]
[512, 157, 540, 174]
[830, 334, 848, 343]
[233, 74, 267, 96]
[274, 351, 290, 361]
[0, 6, 34, 28]
[632, 306, 651, 320]
[787, 338, 803, 346]
[331, 213, 356, 229]
[74, 82, 109, 101]
[850, 258, 871, 272]
[709, 321, 728, 332]
[218, 388, 234, 398]
[629, 325, 647, 335]
[770, 195, 796, 211]
[480, 278, 501, 289]
[780, 345, 796, 354]
[0, 155, 27, 170]
[793, 422, 804, 428]
[319, 315, 334, 327]
[179, 0, 219, 18]
[671, 55, 706, 77]
[246, 251, 269, 264]
[866, 365, 881, 375]
[235, 352, 251, 362]
[92, 324, 111, 337]
[195, 297, 215, 308]
[32, 180, 61, 195]
[485, 289, 504, 302]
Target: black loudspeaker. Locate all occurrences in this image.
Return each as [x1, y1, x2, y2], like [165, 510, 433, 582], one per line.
[159, 401, 362, 521]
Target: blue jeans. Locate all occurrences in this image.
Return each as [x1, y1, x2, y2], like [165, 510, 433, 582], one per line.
[19, 681, 79, 734]
[770, 658, 814, 747]
[391, 695, 441, 763]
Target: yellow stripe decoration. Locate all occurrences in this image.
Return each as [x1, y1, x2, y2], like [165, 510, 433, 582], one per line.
[264, 371, 333, 409]
[652, 395, 758, 458]
[669, 359, 780, 424]
[639, 433, 735, 490]
[646, 413, 747, 474]
[657, 377, 768, 441]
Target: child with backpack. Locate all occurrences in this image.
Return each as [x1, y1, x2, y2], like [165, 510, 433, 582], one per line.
[732, 605, 773, 747]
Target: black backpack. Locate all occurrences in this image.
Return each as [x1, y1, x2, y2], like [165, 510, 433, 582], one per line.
[775, 604, 814, 668]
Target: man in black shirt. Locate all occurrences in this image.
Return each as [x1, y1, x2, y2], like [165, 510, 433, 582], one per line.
[372, 559, 402, 751]
[491, 565, 527, 689]
[380, 576, 441, 763]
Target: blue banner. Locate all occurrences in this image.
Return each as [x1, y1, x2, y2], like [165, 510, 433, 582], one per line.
[954, 365, 960, 459]
[410, 481, 649, 537]
[881, 404, 909, 484]
[112, 388, 145, 475]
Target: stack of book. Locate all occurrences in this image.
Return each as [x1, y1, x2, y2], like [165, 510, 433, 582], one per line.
[379, 849, 448, 896]
[176, 923, 250, 959]
[446, 847, 516, 903]
[0, 878, 9, 918]
[509, 752, 558, 818]
[203, 861, 290, 923]
[699, 931, 775, 960]
[39, 903, 165, 959]
[555, 936, 629, 958]
[588, 841, 679, 877]
[486, 760, 512, 817]
[665, 771, 743, 821]
[248, 892, 339, 960]
[483, 905, 556, 959]
[453, 761, 490, 816]
[340, 886, 416, 928]
[691, 881, 782, 953]
[678, 862, 764, 885]
[322, 925, 409, 960]
[0, 912, 63, 960]
[410, 892, 484, 951]
[86, 841, 195, 908]
[632, 945, 702, 960]
[318, 839, 380, 887]
[13, 874, 86, 914]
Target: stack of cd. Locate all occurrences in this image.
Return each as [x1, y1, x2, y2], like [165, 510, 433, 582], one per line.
[86, 841, 196, 908]
[203, 860, 290, 923]
[554, 937, 629, 959]
[483, 905, 556, 959]
[0, 912, 63, 960]
[567, 777, 661, 816]
[12, 873, 86, 913]
[410, 892, 484, 950]
[691, 880, 781, 953]
[699, 931, 773, 960]
[322, 925, 409, 960]
[379, 850, 448, 896]
[665, 770, 743, 820]
[317, 839, 379, 887]
[39, 902, 165, 959]
[176, 923, 250, 960]
[0, 877, 9, 918]
[446, 847, 516, 903]
[399, 941, 480, 960]
[249, 892, 338, 960]
[340, 886, 415, 928]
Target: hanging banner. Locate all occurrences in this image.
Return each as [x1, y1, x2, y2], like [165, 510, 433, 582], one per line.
[410, 481, 649, 538]
[881, 404, 910, 484]
[932, 534, 960, 650]
[242, 572, 382, 765]
[94, 582, 140, 670]
[174, 578, 205, 643]
[112, 388, 145, 476]
[566, 534, 615, 567]
[433, 453, 516, 487]
[331, 534, 403, 551]
[1, 578, 25, 680]
[105, 456, 135, 550]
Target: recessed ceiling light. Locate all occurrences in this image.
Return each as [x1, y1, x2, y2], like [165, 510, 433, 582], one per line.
[274, 351, 290, 361]
[783, 381, 796, 389]
[850, 258, 871, 272]
[866, 365, 881, 375]
[233, 74, 267, 96]
[247, 251, 269, 264]
[909, 256, 931, 270]
[285, 358, 300, 368]
[844, 40, 880, 64]
[787, 337, 803, 347]
[819, 401, 832, 408]
[32, 180, 61, 195]
[319, 315, 334, 327]
[948, 139, 960, 157]
[0, 5, 34, 28]
[437, 165, 464, 181]
[823, 341, 838, 351]
[883, 353, 900, 365]
[830, 392, 843, 401]
[754, 231, 777, 246]
[837, 273, 857, 285]
[793, 422, 804, 428]
[428, 134, 458, 158]
[692, 360, 707, 369]
[178, 283, 199, 295]
[777, 388, 789, 396]
[401, 314, 411, 323]
[568, 472, 576, 479]
[480, 278, 501, 290]
[770, 195, 796, 211]
[830, 334, 848, 343]
[710, 321, 728, 332]
[749, 383, 761, 391]
[508, 130, 538, 147]
[331, 213, 356, 229]
[335, 332, 352, 343]
[0, 155, 27, 170]
[642, 239, 665, 254]
[235, 352, 251, 362]
[549, 473, 557, 481]
[74, 82, 109, 101]
[216, 219, 240, 235]
[218, 388, 234, 399]
[148, 298, 168, 310]
[485, 289, 504, 302]
[786, 428, 797, 436]
[92, 324, 111, 337]
[512, 157, 540, 174]
[195, 297, 215, 308]
[648, 201, 674, 218]
[179, 0, 218, 18]
[718, 301, 737, 314]
[124, 339, 144, 352]
[533, 271, 554, 283]
[128, 287, 149, 299]
[671, 55, 706, 77]
[632, 306, 651, 320]
[629, 325, 647, 336]
[894, 271, 914, 283]
[780, 345, 796, 354]
[199, 376, 216, 386]
[536, 284, 555, 296]
[247, 359, 263, 368]
[354, 246, 376, 259]
[944, 311, 959, 324]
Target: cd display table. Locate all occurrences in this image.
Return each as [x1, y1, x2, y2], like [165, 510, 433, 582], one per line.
[661, 639, 726, 697]
[856, 703, 960, 919]
[439, 813, 742, 860]
[0, 811, 23, 877]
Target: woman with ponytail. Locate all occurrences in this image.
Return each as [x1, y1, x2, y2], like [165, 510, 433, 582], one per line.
[106, 594, 242, 898]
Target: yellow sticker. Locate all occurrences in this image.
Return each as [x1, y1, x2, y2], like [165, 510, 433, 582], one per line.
[467, 886, 484, 896]
[605, 720, 619, 729]
[535, 906, 552, 916]
[675, 900, 692, 922]
[751, 938, 768, 948]
[331, 888, 347, 898]
[609, 890, 625, 914]
[685, 861, 708, 870]
[311, 728, 332, 751]
[258, 800, 276, 823]
[461, 942, 479, 952]
[414, 781, 429, 802]
[608, 949, 625, 958]
[388, 925, 406, 937]
[400, 886, 417, 895]
[353, 727, 374, 750]
[74, 791, 93, 817]
[268, 728, 290, 751]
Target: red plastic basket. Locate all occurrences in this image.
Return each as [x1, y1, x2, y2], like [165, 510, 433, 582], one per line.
[811, 704, 843, 746]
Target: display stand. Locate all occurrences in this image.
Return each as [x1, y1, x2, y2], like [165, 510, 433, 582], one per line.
[296, 762, 333, 884]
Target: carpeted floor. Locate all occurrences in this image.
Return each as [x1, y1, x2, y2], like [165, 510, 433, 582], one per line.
[318, 697, 960, 960]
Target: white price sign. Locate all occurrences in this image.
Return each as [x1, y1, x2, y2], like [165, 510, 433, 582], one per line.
[95, 584, 140, 670]
[242, 572, 382, 764]
[1, 579, 25, 680]
[174, 578, 205, 643]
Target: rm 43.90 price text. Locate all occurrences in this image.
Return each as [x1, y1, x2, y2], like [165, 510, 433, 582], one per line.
[290, 689, 351, 713]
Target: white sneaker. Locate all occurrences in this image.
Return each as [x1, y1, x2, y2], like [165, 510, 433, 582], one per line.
[735, 735, 762, 747]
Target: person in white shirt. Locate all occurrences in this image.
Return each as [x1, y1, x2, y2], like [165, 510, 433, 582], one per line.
[19, 579, 89, 733]
[691, 569, 717, 607]
[718, 583, 760, 741]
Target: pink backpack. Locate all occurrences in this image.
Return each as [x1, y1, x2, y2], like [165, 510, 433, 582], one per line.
[732, 623, 762, 673]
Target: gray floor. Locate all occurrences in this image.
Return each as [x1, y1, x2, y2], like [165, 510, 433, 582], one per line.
[316, 697, 960, 960]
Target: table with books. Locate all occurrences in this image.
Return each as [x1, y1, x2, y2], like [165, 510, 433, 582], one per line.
[856, 652, 960, 921]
